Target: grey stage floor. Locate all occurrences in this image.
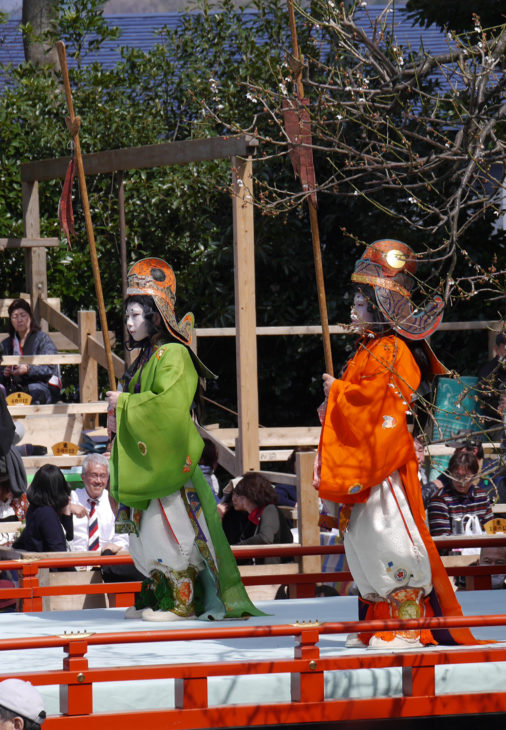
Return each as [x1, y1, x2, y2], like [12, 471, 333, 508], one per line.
[0, 592, 504, 716]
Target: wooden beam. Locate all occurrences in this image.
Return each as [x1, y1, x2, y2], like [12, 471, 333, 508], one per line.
[232, 155, 259, 473]
[197, 424, 237, 475]
[0, 331, 115, 352]
[38, 301, 124, 374]
[426, 442, 502, 456]
[261, 471, 297, 486]
[0, 238, 59, 249]
[39, 299, 79, 345]
[87, 334, 125, 380]
[21, 455, 85, 469]
[195, 325, 352, 337]
[78, 311, 98, 426]
[22, 181, 47, 329]
[0, 297, 60, 316]
[1, 354, 81, 365]
[199, 426, 321, 448]
[20, 135, 259, 182]
[8, 401, 107, 416]
[237, 561, 299, 576]
[195, 320, 503, 337]
[259, 449, 293, 462]
[437, 320, 503, 331]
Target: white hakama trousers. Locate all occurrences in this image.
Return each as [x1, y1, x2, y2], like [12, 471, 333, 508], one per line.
[343, 471, 432, 600]
[128, 484, 217, 578]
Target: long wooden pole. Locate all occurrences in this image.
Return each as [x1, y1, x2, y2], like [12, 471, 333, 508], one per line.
[56, 40, 116, 390]
[286, 0, 333, 376]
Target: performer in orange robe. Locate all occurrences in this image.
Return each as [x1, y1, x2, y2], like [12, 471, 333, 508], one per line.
[315, 239, 478, 648]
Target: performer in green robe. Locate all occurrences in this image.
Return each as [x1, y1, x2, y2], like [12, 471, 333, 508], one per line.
[107, 257, 263, 621]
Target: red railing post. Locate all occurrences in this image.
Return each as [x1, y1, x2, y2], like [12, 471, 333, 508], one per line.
[466, 575, 492, 590]
[19, 562, 43, 612]
[60, 638, 93, 716]
[107, 591, 136, 608]
[175, 676, 208, 709]
[402, 663, 435, 697]
[291, 581, 316, 599]
[290, 625, 324, 703]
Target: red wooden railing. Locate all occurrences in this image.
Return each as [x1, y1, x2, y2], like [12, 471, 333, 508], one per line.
[1, 535, 506, 609]
[0, 613, 506, 727]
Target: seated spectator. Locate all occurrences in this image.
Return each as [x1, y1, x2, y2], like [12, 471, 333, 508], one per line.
[217, 477, 254, 545]
[0, 678, 46, 729]
[427, 450, 494, 536]
[0, 299, 61, 404]
[70, 454, 145, 583]
[231, 472, 293, 564]
[13, 464, 75, 552]
[479, 545, 506, 590]
[199, 439, 220, 501]
[433, 438, 502, 504]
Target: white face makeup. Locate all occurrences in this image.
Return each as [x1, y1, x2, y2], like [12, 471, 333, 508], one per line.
[125, 302, 150, 342]
[350, 292, 375, 330]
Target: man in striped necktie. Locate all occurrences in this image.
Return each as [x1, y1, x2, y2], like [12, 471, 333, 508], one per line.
[69, 454, 127, 554]
[87, 498, 99, 551]
[69, 454, 145, 582]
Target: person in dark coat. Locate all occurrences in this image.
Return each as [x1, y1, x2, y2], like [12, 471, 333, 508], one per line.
[14, 465, 73, 552]
[0, 299, 61, 404]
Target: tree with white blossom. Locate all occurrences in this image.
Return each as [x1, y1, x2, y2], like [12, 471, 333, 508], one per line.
[206, 1, 505, 310]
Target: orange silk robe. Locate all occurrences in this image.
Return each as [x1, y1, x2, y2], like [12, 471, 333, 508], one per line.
[317, 334, 478, 645]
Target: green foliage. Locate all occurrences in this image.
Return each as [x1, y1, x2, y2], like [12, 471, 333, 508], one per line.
[0, 0, 329, 424]
[0, 0, 502, 426]
[47, 0, 121, 69]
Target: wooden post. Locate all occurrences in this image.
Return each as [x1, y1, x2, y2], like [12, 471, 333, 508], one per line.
[489, 322, 502, 359]
[22, 180, 47, 330]
[78, 310, 98, 428]
[118, 172, 133, 367]
[232, 155, 259, 473]
[296, 450, 321, 575]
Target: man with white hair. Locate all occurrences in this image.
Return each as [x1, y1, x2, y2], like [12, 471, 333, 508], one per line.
[0, 678, 46, 729]
[69, 453, 128, 554]
[69, 453, 145, 582]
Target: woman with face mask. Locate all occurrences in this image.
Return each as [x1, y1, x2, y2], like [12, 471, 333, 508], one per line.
[315, 239, 480, 649]
[106, 258, 263, 622]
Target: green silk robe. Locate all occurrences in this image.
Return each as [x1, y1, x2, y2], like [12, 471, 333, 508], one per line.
[110, 341, 264, 618]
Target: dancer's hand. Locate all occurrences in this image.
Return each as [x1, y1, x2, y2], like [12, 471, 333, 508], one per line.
[322, 373, 336, 398]
[106, 390, 120, 410]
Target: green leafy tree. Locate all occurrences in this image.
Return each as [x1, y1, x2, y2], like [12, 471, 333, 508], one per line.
[1, 0, 503, 429]
[0, 0, 331, 424]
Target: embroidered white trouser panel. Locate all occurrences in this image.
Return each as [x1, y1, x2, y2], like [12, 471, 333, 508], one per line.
[343, 471, 432, 600]
[129, 484, 216, 577]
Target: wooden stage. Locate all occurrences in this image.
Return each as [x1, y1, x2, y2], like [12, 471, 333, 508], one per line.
[0, 591, 505, 728]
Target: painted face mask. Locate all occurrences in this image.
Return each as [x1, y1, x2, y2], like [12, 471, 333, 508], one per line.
[125, 302, 150, 343]
[350, 292, 376, 330]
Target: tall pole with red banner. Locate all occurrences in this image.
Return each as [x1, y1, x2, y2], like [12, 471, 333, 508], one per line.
[56, 40, 116, 391]
[284, 0, 333, 376]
